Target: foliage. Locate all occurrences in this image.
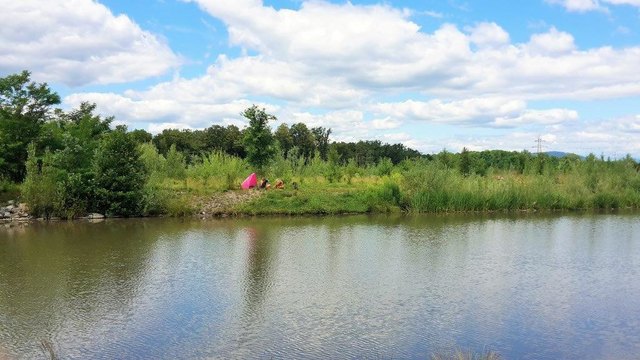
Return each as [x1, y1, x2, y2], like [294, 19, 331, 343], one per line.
[188, 151, 249, 190]
[165, 144, 187, 179]
[375, 157, 394, 177]
[289, 122, 316, 159]
[242, 105, 276, 170]
[326, 146, 342, 183]
[93, 127, 147, 216]
[129, 129, 152, 144]
[139, 142, 166, 183]
[460, 147, 471, 176]
[22, 144, 62, 219]
[267, 150, 294, 184]
[0, 70, 61, 181]
[312, 126, 332, 160]
[274, 123, 294, 156]
[3, 73, 639, 218]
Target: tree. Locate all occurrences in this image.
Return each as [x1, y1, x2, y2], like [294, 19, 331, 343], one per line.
[22, 143, 62, 219]
[224, 125, 246, 157]
[203, 125, 227, 152]
[274, 123, 293, 156]
[152, 128, 202, 159]
[290, 122, 316, 159]
[242, 105, 276, 170]
[165, 144, 186, 179]
[460, 147, 471, 176]
[93, 126, 147, 216]
[129, 129, 152, 144]
[0, 70, 60, 181]
[326, 145, 341, 183]
[311, 126, 331, 160]
[55, 102, 112, 172]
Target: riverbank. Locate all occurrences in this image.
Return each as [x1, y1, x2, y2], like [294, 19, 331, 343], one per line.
[4, 173, 640, 223]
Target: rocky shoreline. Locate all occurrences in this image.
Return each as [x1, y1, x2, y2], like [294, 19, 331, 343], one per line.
[0, 191, 263, 225]
[0, 200, 31, 223]
[0, 200, 110, 225]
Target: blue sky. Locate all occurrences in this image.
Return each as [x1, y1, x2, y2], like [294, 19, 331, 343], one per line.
[2, 0, 640, 157]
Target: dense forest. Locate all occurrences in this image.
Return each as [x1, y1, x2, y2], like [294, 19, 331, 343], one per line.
[2, 71, 640, 218]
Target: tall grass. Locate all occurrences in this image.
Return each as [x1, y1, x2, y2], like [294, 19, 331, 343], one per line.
[143, 145, 640, 215]
[393, 155, 640, 213]
[187, 151, 250, 191]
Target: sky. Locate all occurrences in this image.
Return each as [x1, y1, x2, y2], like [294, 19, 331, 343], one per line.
[2, 0, 640, 157]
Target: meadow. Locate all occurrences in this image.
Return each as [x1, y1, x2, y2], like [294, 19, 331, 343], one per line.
[141, 145, 640, 216]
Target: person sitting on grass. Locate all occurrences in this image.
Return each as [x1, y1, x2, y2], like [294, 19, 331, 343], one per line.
[260, 178, 271, 190]
[274, 179, 284, 189]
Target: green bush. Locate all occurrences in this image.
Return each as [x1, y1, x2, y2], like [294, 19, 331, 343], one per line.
[22, 145, 62, 219]
[93, 128, 147, 217]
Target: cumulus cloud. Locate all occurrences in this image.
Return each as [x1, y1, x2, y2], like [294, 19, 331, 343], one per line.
[64, 92, 276, 130]
[547, 0, 640, 12]
[372, 97, 578, 128]
[605, 0, 640, 5]
[371, 117, 403, 130]
[468, 22, 510, 48]
[493, 109, 579, 127]
[179, 0, 640, 101]
[58, 0, 640, 157]
[289, 110, 369, 142]
[0, 0, 180, 86]
[526, 28, 576, 55]
[546, 0, 604, 12]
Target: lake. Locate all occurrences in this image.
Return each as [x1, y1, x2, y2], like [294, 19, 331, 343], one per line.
[1, 212, 639, 359]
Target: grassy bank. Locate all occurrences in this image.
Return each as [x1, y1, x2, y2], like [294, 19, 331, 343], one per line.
[9, 144, 640, 218]
[150, 153, 640, 216]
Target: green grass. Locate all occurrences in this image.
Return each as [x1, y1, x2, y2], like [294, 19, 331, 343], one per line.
[135, 151, 640, 216]
[234, 182, 403, 215]
[0, 180, 20, 203]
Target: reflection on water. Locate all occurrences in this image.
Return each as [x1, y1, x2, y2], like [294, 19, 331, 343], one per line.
[1, 212, 639, 359]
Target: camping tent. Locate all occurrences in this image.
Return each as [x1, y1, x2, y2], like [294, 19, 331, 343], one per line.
[241, 173, 258, 189]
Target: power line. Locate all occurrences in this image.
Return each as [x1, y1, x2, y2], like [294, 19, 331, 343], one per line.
[534, 136, 545, 154]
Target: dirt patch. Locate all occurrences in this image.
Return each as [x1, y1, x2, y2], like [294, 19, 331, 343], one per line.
[194, 189, 264, 217]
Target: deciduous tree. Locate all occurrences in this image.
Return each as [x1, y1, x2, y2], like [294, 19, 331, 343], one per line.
[242, 105, 276, 170]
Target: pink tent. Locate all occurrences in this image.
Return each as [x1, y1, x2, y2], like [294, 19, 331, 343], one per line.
[241, 173, 258, 190]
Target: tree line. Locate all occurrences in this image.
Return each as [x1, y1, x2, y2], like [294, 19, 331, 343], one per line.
[0, 71, 423, 217]
[3, 70, 639, 218]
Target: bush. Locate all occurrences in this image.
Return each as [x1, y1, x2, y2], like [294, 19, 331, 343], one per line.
[93, 128, 147, 217]
[22, 145, 62, 219]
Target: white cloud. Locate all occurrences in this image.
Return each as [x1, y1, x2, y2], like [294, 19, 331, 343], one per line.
[289, 110, 369, 142]
[372, 97, 526, 124]
[371, 117, 403, 130]
[0, 0, 180, 86]
[468, 22, 510, 48]
[64, 92, 276, 130]
[605, 0, 640, 5]
[180, 0, 640, 102]
[493, 109, 579, 127]
[546, 0, 604, 12]
[526, 28, 576, 55]
[547, 0, 640, 11]
[56, 0, 640, 157]
[372, 97, 578, 128]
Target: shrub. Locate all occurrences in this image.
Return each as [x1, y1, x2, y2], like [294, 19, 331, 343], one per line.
[93, 128, 147, 217]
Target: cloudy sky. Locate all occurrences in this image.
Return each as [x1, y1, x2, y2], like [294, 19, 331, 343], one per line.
[2, 0, 640, 157]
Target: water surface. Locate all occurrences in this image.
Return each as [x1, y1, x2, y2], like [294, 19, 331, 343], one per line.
[1, 212, 639, 359]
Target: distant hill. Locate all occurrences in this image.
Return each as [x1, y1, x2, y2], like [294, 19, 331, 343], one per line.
[545, 151, 583, 159]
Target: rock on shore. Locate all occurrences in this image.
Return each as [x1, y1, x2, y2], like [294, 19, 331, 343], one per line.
[0, 201, 30, 222]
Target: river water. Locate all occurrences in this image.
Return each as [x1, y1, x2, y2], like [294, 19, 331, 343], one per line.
[1, 213, 639, 359]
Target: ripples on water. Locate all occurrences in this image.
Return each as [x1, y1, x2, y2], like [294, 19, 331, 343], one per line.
[0, 212, 639, 359]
